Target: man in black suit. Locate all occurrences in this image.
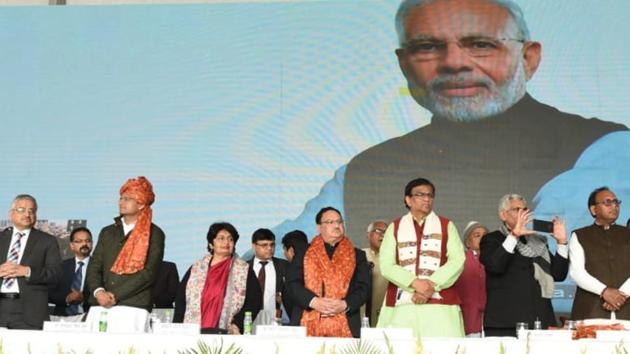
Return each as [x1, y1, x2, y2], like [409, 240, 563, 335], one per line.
[151, 261, 179, 308]
[248, 228, 288, 324]
[0, 194, 62, 329]
[480, 193, 568, 336]
[286, 207, 369, 337]
[49, 227, 93, 316]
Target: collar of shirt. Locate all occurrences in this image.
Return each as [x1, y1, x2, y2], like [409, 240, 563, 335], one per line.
[122, 219, 135, 236]
[12, 228, 31, 238]
[75, 256, 90, 269]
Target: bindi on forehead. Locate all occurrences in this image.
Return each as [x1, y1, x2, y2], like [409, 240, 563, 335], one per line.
[405, 1, 516, 41]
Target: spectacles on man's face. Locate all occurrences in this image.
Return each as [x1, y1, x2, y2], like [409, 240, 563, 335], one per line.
[596, 199, 622, 207]
[401, 36, 525, 61]
[255, 242, 275, 248]
[13, 207, 36, 215]
[72, 239, 92, 244]
[411, 192, 434, 200]
[321, 219, 344, 226]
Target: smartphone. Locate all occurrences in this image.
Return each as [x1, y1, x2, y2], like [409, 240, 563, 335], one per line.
[532, 219, 554, 233]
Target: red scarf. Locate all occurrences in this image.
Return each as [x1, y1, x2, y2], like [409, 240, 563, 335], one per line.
[301, 235, 355, 337]
[201, 257, 232, 328]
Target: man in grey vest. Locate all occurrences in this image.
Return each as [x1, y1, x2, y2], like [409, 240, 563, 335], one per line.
[569, 187, 630, 320]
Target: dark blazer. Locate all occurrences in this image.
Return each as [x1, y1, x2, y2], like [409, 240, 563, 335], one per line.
[0, 227, 62, 328]
[480, 230, 569, 330]
[151, 261, 179, 308]
[285, 243, 369, 338]
[173, 264, 263, 333]
[247, 256, 289, 312]
[48, 257, 92, 316]
[86, 217, 165, 311]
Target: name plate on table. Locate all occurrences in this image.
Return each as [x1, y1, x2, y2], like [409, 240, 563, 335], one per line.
[255, 325, 307, 337]
[361, 328, 414, 340]
[596, 330, 630, 341]
[43, 321, 90, 333]
[518, 330, 572, 340]
[152, 323, 200, 335]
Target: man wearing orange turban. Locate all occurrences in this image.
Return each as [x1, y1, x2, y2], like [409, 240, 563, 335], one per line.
[86, 176, 165, 310]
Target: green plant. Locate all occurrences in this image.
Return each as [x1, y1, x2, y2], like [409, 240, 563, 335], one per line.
[498, 342, 506, 354]
[338, 340, 383, 354]
[614, 340, 628, 354]
[178, 339, 244, 354]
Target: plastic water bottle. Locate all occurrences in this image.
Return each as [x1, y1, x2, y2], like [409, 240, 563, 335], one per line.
[361, 316, 370, 328]
[99, 310, 108, 332]
[243, 311, 253, 335]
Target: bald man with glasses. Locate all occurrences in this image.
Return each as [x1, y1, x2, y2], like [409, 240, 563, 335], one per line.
[570, 186, 630, 320]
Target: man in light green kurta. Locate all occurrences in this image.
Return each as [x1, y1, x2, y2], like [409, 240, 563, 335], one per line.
[377, 178, 465, 338]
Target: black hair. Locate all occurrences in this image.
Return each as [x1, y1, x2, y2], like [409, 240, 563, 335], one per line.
[206, 222, 239, 253]
[251, 228, 275, 243]
[69, 227, 92, 242]
[315, 206, 342, 225]
[587, 186, 610, 217]
[403, 177, 435, 209]
[281, 230, 308, 251]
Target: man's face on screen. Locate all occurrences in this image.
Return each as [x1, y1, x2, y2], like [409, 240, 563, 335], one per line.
[395, 0, 540, 122]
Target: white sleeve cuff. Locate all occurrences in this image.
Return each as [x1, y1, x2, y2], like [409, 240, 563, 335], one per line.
[502, 235, 518, 253]
[556, 244, 569, 258]
[93, 287, 105, 298]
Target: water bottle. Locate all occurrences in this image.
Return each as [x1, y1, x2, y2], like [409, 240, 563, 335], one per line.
[243, 311, 253, 335]
[361, 316, 370, 328]
[99, 310, 108, 332]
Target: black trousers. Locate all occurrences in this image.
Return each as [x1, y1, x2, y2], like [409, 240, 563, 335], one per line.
[0, 297, 39, 330]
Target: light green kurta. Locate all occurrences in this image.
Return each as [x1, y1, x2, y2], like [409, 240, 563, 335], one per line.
[376, 217, 465, 338]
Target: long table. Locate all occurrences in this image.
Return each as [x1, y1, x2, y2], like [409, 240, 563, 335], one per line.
[1, 330, 629, 354]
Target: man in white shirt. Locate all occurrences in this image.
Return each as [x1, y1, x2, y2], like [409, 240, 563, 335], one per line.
[569, 186, 630, 320]
[248, 228, 288, 324]
[0, 194, 61, 329]
[49, 227, 93, 316]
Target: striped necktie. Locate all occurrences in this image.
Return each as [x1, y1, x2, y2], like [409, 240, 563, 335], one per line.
[67, 261, 84, 315]
[3, 232, 25, 288]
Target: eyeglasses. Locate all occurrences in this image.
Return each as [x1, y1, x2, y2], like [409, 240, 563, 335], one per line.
[371, 228, 386, 235]
[596, 199, 622, 207]
[411, 192, 434, 200]
[13, 207, 36, 215]
[401, 36, 525, 61]
[72, 239, 92, 244]
[255, 242, 275, 248]
[321, 220, 344, 226]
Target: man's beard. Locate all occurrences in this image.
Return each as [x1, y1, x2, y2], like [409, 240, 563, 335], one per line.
[412, 60, 528, 122]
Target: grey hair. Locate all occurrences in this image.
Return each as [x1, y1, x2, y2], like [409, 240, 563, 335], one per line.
[10, 194, 38, 211]
[395, 0, 531, 46]
[366, 220, 388, 233]
[498, 193, 526, 213]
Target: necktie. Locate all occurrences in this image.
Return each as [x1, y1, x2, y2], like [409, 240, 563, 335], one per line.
[258, 261, 268, 293]
[67, 261, 84, 315]
[3, 232, 24, 289]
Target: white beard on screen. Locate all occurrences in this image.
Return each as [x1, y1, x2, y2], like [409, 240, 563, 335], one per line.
[415, 60, 528, 122]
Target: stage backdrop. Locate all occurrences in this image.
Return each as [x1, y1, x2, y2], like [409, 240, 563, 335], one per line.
[1, 1, 629, 314]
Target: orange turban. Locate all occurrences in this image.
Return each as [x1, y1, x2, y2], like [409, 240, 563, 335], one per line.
[110, 176, 155, 275]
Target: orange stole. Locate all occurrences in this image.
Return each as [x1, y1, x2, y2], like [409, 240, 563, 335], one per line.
[301, 236, 356, 337]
